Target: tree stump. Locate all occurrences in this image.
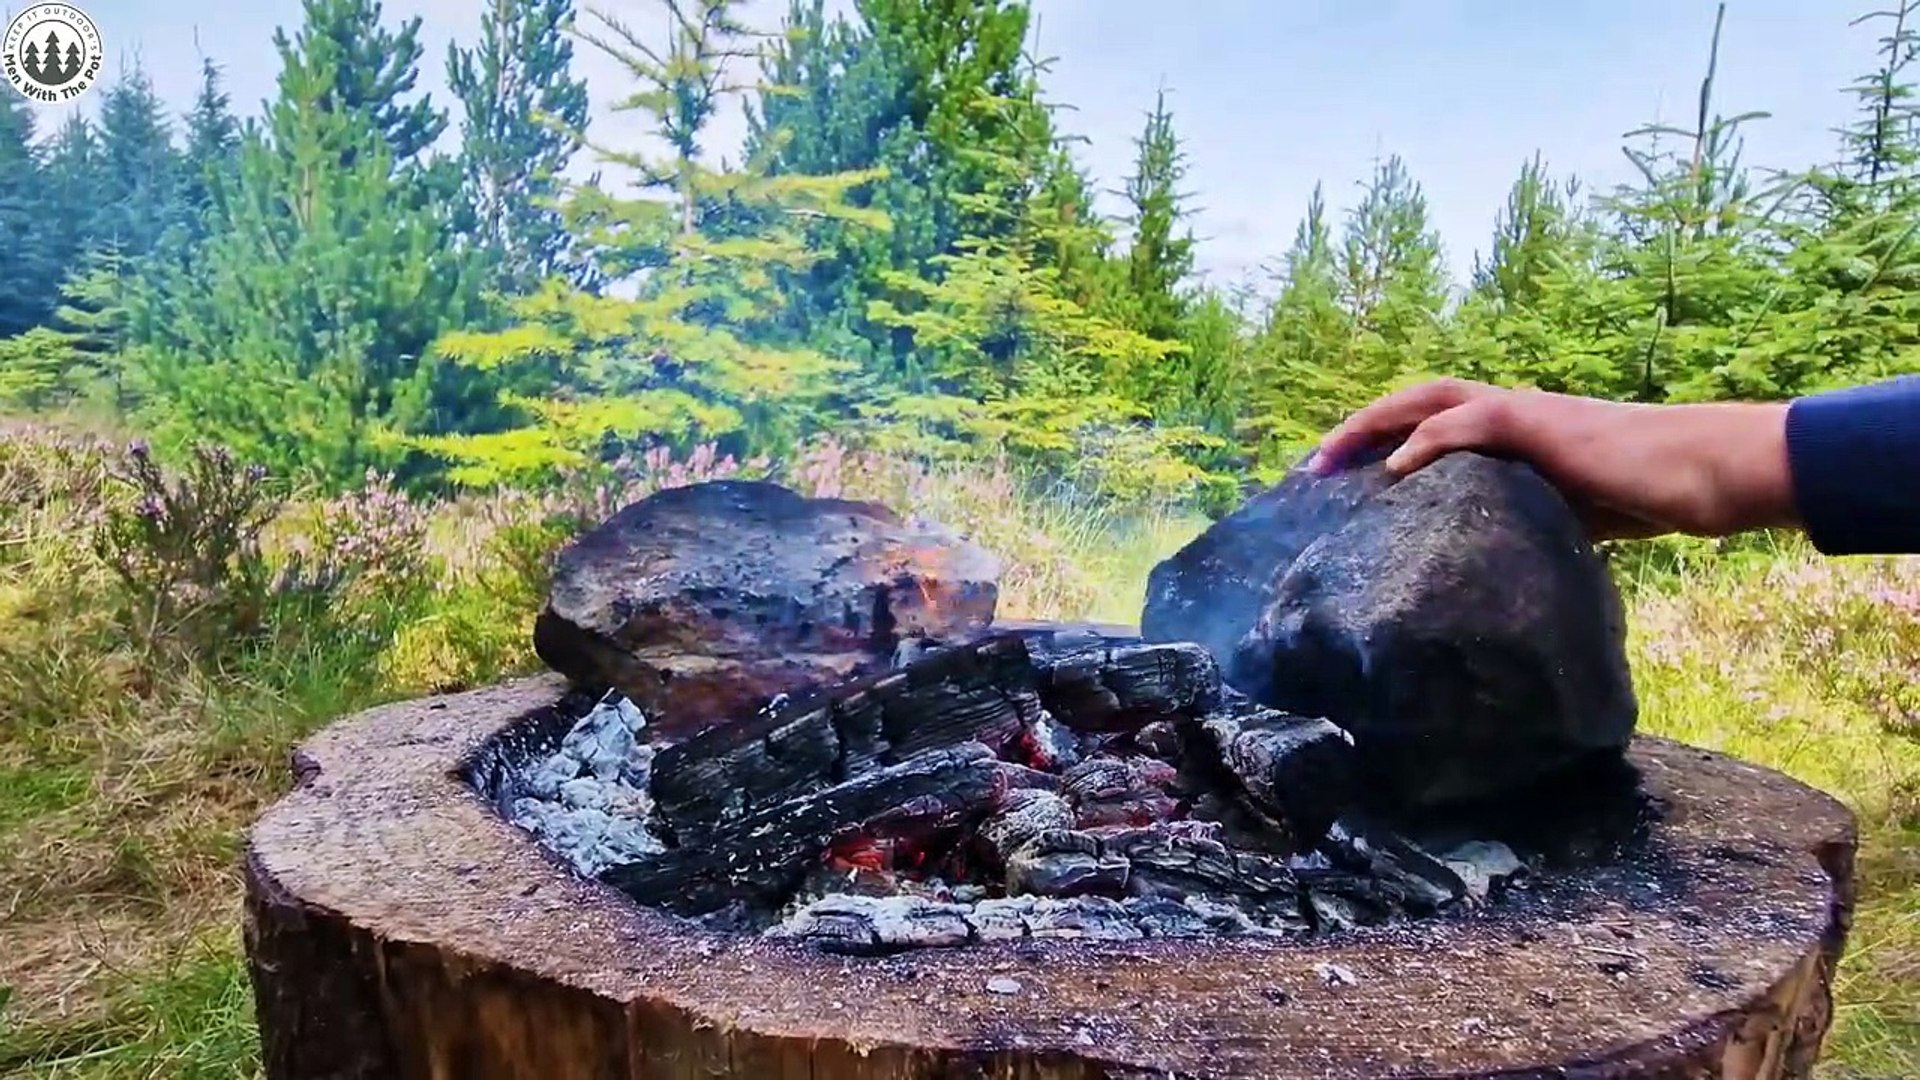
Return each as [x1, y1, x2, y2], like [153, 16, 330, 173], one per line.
[243, 667, 1855, 1079]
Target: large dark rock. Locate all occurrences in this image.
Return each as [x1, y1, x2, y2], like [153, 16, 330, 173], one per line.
[1141, 452, 1635, 808]
[534, 480, 1001, 739]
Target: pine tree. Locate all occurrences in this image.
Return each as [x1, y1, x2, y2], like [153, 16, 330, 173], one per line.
[127, 0, 481, 485]
[1119, 87, 1195, 341]
[858, 79, 1212, 502]
[1724, 1, 1920, 398]
[1838, 0, 1920, 194]
[417, 0, 888, 486]
[447, 0, 590, 296]
[272, 0, 446, 163]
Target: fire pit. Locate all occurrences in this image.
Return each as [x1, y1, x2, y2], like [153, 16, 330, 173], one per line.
[243, 470, 1856, 1079]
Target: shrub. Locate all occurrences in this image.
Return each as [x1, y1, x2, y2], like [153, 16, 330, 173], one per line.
[93, 442, 281, 660]
[272, 469, 435, 646]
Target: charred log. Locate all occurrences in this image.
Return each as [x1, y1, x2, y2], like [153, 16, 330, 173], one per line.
[648, 635, 1041, 842]
[603, 742, 1002, 916]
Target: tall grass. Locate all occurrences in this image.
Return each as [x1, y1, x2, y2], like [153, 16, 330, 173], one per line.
[0, 426, 1914, 1078]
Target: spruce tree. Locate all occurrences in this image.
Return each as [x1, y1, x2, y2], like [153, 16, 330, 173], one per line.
[1339, 155, 1447, 335]
[447, 0, 591, 296]
[746, 0, 1049, 366]
[1243, 183, 1358, 460]
[39, 115, 103, 282]
[94, 65, 183, 260]
[1597, 2, 1782, 401]
[0, 96, 56, 336]
[181, 57, 241, 226]
[1471, 153, 1583, 309]
[1119, 87, 1195, 342]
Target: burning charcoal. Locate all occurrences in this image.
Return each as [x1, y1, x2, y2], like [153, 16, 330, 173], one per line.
[1023, 896, 1142, 941]
[773, 894, 974, 956]
[1011, 707, 1081, 771]
[1005, 830, 1131, 898]
[1105, 828, 1299, 906]
[1121, 896, 1216, 938]
[1132, 720, 1184, 761]
[603, 743, 1001, 915]
[1319, 820, 1465, 913]
[792, 861, 904, 907]
[1440, 840, 1527, 903]
[1036, 642, 1224, 732]
[979, 789, 1077, 860]
[1194, 706, 1355, 845]
[1183, 896, 1262, 935]
[1062, 756, 1182, 829]
[1304, 886, 1380, 933]
[1142, 453, 1636, 808]
[534, 481, 1002, 738]
[968, 896, 1039, 941]
[992, 761, 1063, 793]
[650, 636, 1042, 841]
[880, 637, 1046, 759]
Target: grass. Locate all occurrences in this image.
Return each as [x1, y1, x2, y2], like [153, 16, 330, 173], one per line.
[0, 428, 1915, 1078]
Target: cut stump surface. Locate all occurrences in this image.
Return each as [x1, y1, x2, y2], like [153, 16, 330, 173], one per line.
[244, 672, 1856, 1080]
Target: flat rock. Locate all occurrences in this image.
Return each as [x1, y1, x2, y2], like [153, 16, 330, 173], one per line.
[533, 480, 1002, 739]
[1142, 452, 1635, 808]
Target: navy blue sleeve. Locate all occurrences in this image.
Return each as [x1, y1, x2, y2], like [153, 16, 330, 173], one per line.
[1784, 375, 1920, 555]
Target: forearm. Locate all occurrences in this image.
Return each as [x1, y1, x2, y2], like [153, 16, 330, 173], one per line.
[1784, 376, 1920, 555]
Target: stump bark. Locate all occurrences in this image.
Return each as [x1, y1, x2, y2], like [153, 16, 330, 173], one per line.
[243, 671, 1856, 1080]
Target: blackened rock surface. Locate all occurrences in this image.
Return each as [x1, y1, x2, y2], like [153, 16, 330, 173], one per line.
[534, 481, 1002, 739]
[1141, 463, 1392, 670]
[1143, 452, 1635, 808]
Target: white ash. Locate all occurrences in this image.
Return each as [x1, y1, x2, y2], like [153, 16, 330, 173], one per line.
[769, 890, 1307, 955]
[1440, 840, 1526, 903]
[509, 692, 666, 876]
[1314, 961, 1359, 987]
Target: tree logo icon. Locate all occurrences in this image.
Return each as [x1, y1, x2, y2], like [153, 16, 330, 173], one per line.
[4, 4, 104, 104]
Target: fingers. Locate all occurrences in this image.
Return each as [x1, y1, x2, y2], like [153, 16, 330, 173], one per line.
[1381, 395, 1515, 475]
[1311, 379, 1489, 473]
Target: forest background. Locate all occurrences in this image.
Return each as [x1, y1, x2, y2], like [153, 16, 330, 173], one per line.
[0, 1, 1916, 1076]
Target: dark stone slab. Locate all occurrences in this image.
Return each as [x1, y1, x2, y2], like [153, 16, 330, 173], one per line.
[1142, 452, 1635, 808]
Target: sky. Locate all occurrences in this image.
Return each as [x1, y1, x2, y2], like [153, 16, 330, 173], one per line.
[9, 1, 1877, 291]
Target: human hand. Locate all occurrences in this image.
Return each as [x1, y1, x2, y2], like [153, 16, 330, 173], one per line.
[1308, 378, 1798, 541]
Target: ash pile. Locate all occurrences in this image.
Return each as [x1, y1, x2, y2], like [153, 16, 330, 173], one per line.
[493, 452, 1640, 955]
